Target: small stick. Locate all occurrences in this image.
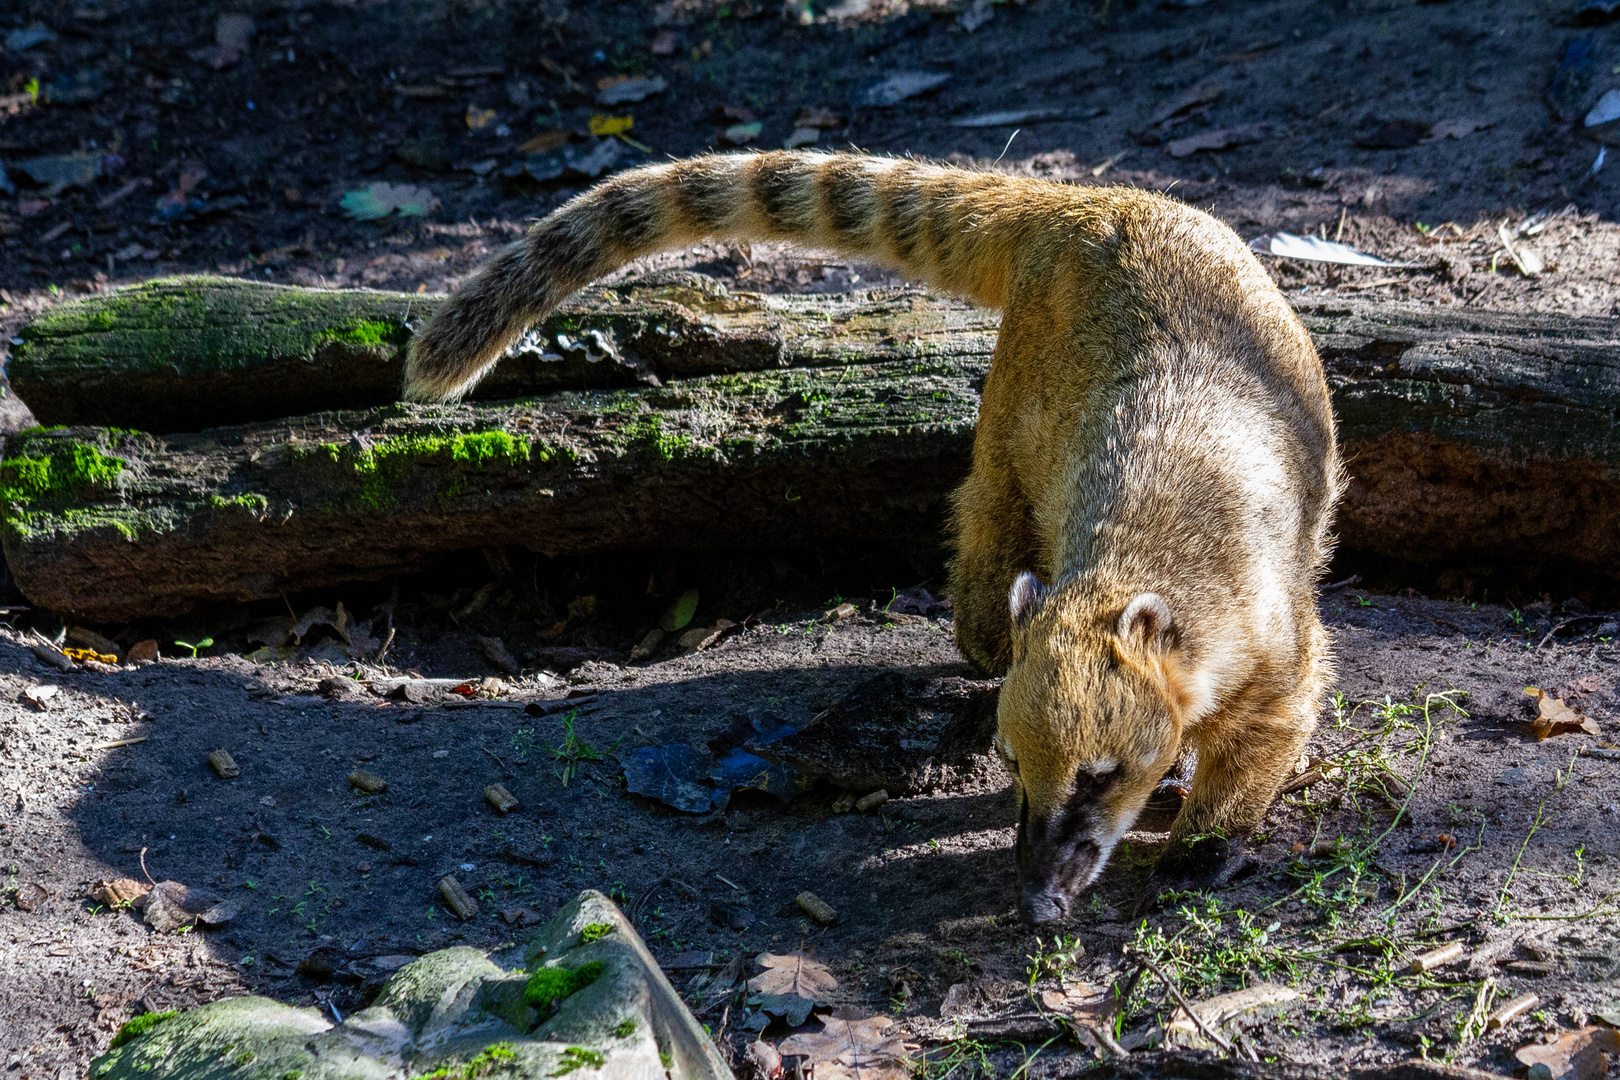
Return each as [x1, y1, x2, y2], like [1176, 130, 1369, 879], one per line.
[1088, 1023, 1129, 1058]
[1321, 575, 1362, 592]
[1131, 951, 1239, 1057]
[93, 736, 147, 750]
[1485, 992, 1537, 1032]
[480, 746, 508, 772]
[138, 846, 155, 886]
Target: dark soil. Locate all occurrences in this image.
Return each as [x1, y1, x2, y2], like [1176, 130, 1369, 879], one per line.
[2, 0, 1620, 1076]
[2, 582, 1619, 1075]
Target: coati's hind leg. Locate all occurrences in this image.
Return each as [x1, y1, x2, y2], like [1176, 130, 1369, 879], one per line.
[949, 458, 1040, 676]
[1157, 690, 1318, 887]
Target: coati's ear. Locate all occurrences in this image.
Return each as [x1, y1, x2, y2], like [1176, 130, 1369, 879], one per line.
[1117, 592, 1178, 654]
[1009, 572, 1049, 629]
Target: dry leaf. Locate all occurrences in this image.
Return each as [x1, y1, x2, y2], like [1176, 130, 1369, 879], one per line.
[92, 878, 151, 908]
[1167, 123, 1270, 157]
[779, 1015, 909, 1080]
[1039, 982, 1106, 1017]
[1420, 118, 1486, 143]
[748, 952, 840, 1026]
[1526, 686, 1600, 740]
[1567, 674, 1610, 696]
[1515, 1026, 1620, 1080]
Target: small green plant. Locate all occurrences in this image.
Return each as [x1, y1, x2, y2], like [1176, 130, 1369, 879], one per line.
[172, 637, 214, 658]
[1025, 933, 1083, 988]
[525, 962, 605, 1012]
[612, 1019, 636, 1038]
[1567, 845, 1586, 888]
[545, 712, 616, 786]
[110, 1011, 178, 1048]
[579, 922, 613, 944]
[554, 1048, 605, 1076]
[235, 1052, 257, 1066]
[411, 1043, 518, 1080]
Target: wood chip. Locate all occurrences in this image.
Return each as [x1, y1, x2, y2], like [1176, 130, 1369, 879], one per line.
[208, 749, 240, 778]
[831, 791, 856, 814]
[795, 890, 836, 925]
[485, 782, 520, 814]
[1486, 992, 1539, 1031]
[347, 769, 387, 794]
[30, 644, 76, 672]
[438, 875, 478, 920]
[1164, 983, 1302, 1049]
[1409, 940, 1467, 973]
[91, 878, 150, 908]
[854, 789, 890, 813]
[1504, 960, 1555, 977]
[126, 639, 160, 663]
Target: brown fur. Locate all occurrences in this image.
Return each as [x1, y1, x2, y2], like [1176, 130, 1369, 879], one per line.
[406, 151, 1342, 924]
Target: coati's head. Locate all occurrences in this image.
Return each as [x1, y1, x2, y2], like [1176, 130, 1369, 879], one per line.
[996, 573, 1192, 925]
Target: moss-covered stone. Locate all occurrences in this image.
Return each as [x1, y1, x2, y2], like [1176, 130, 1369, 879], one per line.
[87, 891, 731, 1080]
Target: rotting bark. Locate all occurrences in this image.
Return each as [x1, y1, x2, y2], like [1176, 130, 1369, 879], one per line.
[8, 274, 997, 432]
[10, 280, 1620, 619]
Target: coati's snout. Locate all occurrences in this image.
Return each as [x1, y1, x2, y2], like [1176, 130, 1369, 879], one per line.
[998, 575, 1189, 925]
[1014, 770, 1122, 924]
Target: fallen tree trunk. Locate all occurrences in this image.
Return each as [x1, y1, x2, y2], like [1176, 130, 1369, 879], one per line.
[7, 274, 997, 431]
[6, 279, 1620, 620]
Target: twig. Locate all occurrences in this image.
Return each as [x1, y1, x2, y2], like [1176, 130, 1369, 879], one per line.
[1128, 950, 1241, 1058]
[92, 736, 147, 750]
[480, 746, 508, 773]
[629, 874, 672, 923]
[138, 846, 155, 886]
[1321, 574, 1362, 592]
[1088, 1023, 1129, 1058]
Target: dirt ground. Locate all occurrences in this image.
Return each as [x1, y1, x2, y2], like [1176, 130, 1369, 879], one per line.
[2, 583, 1619, 1076]
[3, 0, 1620, 1076]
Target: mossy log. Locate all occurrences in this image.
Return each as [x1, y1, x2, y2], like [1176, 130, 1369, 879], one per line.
[8, 274, 996, 432]
[8, 278, 1620, 620]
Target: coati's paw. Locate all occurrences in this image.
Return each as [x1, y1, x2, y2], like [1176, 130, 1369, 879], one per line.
[1154, 834, 1256, 891]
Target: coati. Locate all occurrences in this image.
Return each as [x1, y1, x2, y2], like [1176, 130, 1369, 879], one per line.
[405, 151, 1341, 924]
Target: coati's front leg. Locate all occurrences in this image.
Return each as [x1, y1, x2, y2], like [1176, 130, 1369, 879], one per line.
[949, 459, 1039, 676]
[1156, 692, 1318, 887]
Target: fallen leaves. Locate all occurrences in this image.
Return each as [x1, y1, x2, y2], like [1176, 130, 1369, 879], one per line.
[748, 953, 840, 1027]
[1250, 232, 1423, 268]
[92, 878, 151, 909]
[856, 72, 950, 108]
[340, 182, 440, 221]
[779, 1016, 910, 1080]
[1525, 686, 1600, 740]
[1515, 1026, 1620, 1080]
[1166, 123, 1271, 158]
[596, 75, 667, 106]
[134, 880, 235, 932]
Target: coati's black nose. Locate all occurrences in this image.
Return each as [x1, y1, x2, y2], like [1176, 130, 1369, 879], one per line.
[1019, 882, 1067, 925]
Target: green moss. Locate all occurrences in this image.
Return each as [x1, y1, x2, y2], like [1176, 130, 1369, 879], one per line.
[233, 1052, 257, 1066]
[412, 1042, 518, 1080]
[524, 961, 604, 1013]
[110, 1011, 177, 1049]
[208, 493, 270, 515]
[611, 1019, 636, 1038]
[553, 1048, 605, 1076]
[0, 442, 125, 507]
[322, 319, 404, 349]
[578, 923, 613, 944]
[288, 429, 572, 513]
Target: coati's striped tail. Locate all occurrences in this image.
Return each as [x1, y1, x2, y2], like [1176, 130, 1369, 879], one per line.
[404, 151, 1047, 402]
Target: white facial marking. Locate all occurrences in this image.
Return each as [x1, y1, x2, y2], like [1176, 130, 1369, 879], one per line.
[1082, 758, 1119, 776]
